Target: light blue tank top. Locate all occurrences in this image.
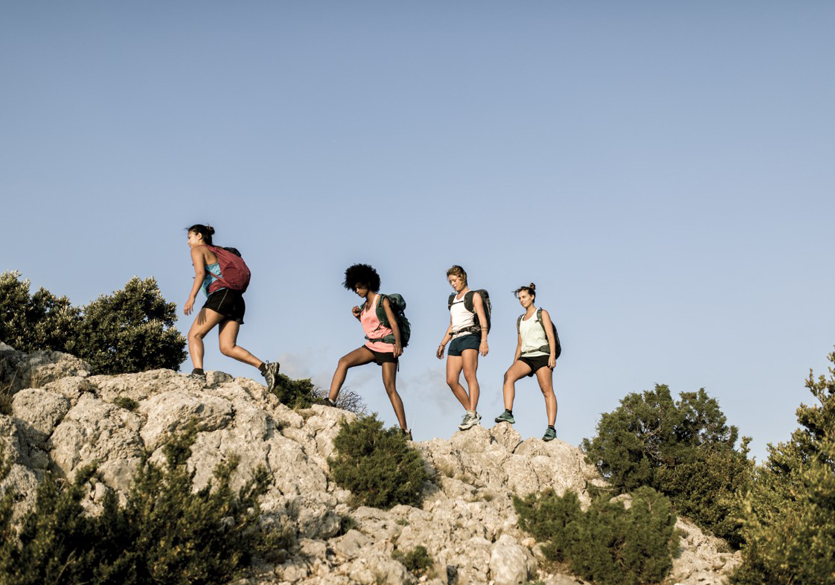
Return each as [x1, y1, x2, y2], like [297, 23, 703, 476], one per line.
[201, 263, 223, 297]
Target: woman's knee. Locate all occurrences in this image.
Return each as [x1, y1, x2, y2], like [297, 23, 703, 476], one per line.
[219, 342, 237, 356]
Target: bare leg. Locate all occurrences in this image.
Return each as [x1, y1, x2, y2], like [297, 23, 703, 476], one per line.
[446, 355, 470, 410]
[188, 308, 227, 370]
[218, 319, 263, 369]
[460, 349, 480, 412]
[535, 367, 558, 427]
[329, 347, 375, 402]
[381, 362, 408, 430]
[502, 360, 533, 411]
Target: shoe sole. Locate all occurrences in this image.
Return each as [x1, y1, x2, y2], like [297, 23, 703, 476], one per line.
[494, 416, 515, 424]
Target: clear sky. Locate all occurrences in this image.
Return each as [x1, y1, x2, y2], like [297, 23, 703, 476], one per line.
[2, 2, 833, 461]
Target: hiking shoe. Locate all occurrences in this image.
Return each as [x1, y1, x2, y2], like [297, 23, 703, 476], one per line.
[542, 426, 557, 442]
[313, 396, 336, 407]
[399, 428, 413, 441]
[494, 410, 515, 424]
[458, 411, 481, 431]
[262, 361, 280, 392]
[190, 368, 206, 379]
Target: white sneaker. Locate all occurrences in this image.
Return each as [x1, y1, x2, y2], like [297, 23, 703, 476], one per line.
[458, 411, 481, 431]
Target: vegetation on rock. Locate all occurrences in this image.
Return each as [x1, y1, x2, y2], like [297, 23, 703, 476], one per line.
[582, 384, 750, 546]
[514, 486, 678, 585]
[0, 271, 186, 375]
[392, 545, 434, 578]
[732, 347, 835, 585]
[328, 414, 429, 509]
[0, 423, 288, 585]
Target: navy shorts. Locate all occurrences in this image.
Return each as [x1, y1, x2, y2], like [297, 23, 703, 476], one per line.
[448, 334, 480, 356]
[203, 289, 245, 324]
[519, 354, 550, 376]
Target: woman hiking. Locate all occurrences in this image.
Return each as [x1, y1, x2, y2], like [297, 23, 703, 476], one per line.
[325, 264, 411, 437]
[494, 283, 558, 441]
[436, 265, 489, 431]
[183, 224, 279, 390]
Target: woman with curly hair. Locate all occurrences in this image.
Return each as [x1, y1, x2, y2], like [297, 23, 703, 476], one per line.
[325, 264, 410, 436]
[494, 283, 558, 441]
[436, 265, 489, 431]
[183, 224, 279, 390]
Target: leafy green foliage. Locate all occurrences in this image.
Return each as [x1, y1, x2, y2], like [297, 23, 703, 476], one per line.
[272, 374, 317, 409]
[582, 384, 750, 546]
[0, 423, 288, 585]
[0, 271, 81, 355]
[74, 277, 186, 375]
[328, 414, 429, 509]
[732, 347, 835, 585]
[392, 545, 433, 577]
[0, 271, 186, 375]
[113, 396, 139, 411]
[514, 487, 678, 585]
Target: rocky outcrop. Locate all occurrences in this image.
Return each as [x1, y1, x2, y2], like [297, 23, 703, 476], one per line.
[0, 346, 739, 585]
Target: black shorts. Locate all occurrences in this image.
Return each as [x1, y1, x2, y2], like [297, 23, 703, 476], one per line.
[203, 289, 246, 324]
[365, 346, 399, 366]
[519, 354, 550, 376]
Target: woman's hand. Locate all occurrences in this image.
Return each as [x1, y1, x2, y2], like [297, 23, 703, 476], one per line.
[351, 306, 361, 318]
[184, 297, 195, 316]
[480, 340, 489, 357]
[436, 344, 445, 359]
[393, 343, 403, 358]
[548, 355, 556, 369]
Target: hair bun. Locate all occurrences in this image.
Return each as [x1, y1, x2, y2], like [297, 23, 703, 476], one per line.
[529, 283, 536, 291]
[207, 225, 215, 235]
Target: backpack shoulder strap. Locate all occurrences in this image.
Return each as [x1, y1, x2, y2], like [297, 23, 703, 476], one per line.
[448, 293, 456, 309]
[516, 315, 523, 334]
[464, 290, 476, 313]
[536, 308, 548, 336]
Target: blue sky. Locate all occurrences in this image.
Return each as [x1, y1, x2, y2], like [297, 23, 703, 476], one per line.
[2, 2, 833, 461]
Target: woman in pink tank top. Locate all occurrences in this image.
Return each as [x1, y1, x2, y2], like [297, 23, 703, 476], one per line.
[325, 264, 410, 437]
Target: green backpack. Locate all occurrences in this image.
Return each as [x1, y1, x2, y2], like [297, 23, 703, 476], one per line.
[360, 293, 411, 348]
[516, 308, 561, 359]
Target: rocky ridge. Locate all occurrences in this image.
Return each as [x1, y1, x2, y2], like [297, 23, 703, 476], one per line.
[0, 343, 738, 585]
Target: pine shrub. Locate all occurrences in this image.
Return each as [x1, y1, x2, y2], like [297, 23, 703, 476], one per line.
[582, 384, 750, 546]
[392, 545, 433, 577]
[732, 347, 835, 585]
[0, 423, 289, 585]
[328, 414, 429, 509]
[0, 271, 186, 375]
[514, 487, 678, 585]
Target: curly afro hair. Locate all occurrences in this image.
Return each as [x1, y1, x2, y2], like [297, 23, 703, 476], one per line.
[343, 264, 381, 292]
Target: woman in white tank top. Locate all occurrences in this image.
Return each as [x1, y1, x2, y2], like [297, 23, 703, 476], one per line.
[493, 283, 558, 441]
[436, 265, 489, 432]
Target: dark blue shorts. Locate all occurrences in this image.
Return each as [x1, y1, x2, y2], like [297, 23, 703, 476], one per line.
[448, 334, 480, 356]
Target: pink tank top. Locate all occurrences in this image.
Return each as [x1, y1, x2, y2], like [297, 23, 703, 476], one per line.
[361, 294, 395, 353]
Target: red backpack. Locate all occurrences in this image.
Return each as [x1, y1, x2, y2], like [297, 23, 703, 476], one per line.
[206, 246, 251, 294]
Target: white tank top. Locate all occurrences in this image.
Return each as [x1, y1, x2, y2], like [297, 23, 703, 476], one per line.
[450, 294, 475, 338]
[520, 311, 549, 357]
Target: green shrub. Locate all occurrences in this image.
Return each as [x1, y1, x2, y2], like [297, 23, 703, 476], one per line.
[0, 423, 289, 585]
[582, 384, 750, 546]
[732, 347, 835, 585]
[0, 271, 186, 375]
[514, 487, 678, 585]
[328, 414, 429, 509]
[392, 545, 433, 577]
[272, 374, 317, 409]
[113, 396, 139, 411]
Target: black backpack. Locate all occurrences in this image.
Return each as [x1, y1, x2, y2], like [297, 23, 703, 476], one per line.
[447, 289, 492, 334]
[516, 308, 561, 359]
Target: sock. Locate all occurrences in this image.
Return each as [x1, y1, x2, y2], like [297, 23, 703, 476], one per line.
[505, 409, 513, 415]
[191, 368, 204, 376]
[548, 425, 556, 430]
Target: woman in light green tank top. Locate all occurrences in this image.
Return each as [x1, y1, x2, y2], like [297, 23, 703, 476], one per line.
[493, 283, 559, 441]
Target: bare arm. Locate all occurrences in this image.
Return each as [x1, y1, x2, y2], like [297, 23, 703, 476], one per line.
[541, 309, 557, 368]
[437, 318, 453, 359]
[184, 246, 207, 315]
[381, 297, 403, 358]
[473, 292, 489, 356]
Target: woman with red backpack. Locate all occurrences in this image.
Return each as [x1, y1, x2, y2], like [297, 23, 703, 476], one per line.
[183, 224, 279, 390]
